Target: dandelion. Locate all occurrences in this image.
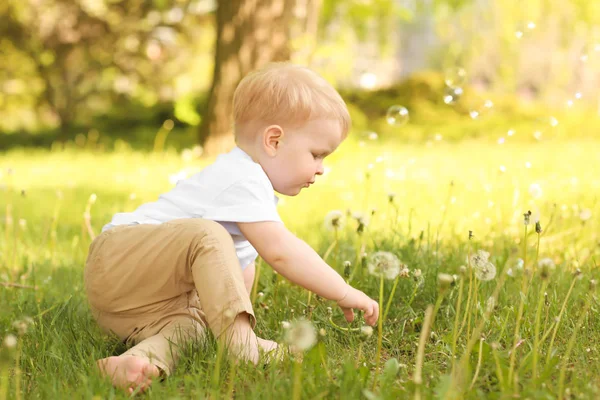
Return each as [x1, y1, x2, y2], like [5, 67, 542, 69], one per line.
[459, 265, 467, 275]
[474, 262, 496, 281]
[387, 192, 396, 203]
[324, 210, 345, 231]
[529, 183, 543, 199]
[523, 210, 532, 225]
[515, 258, 524, 270]
[537, 257, 556, 271]
[469, 250, 491, 268]
[89, 193, 97, 204]
[18, 219, 27, 230]
[284, 319, 317, 352]
[413, 269, 422, 278]
[437, 273, 454, 292]
[3, 334, 17, 349]
[319, 328, 326, 337]
[360, 326, 374, 339]
[281, 321, 291, 330]
[579, 209, 592, 222]
[367, 251, 402, 280]
[399, 267, 410, 278]
[352, 211, 370, 233]
[12, 320, 29, 336]
[506, 268, 514, 277]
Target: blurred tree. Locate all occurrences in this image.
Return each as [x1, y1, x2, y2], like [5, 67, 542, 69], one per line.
[198, 0, 293, 155]
[0, 0, 207, 135]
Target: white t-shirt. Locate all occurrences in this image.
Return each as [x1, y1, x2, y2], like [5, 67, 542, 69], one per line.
[102, 147, 281, 270]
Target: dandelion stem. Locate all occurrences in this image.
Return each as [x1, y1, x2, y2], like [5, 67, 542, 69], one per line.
[414, 305, 434, 400]
[546, 278, 578, 365]
[372, 274, 385, 390]
[557, 294, 593, 400]
[507, 222, 529, 392]
[292, 358, 303, 400]
[492, 344, 505, 391]
[532, 279, 548, 383]
[457, 244, 473, 339]
[383, 275, 401, 322]
[468, 338, 484, 391]
[451, 274, 465, 373]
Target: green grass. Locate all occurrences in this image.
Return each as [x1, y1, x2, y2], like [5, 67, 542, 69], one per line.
[1, 134, 599, 399]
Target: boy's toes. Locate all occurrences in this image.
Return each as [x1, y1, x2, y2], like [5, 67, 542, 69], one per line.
[142, 363, 160, 379]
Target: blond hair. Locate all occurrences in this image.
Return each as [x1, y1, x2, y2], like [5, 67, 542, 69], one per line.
[233, 63, 351, 141]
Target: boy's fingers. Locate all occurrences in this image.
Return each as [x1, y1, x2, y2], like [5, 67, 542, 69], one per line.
[343, 308, 354, 322]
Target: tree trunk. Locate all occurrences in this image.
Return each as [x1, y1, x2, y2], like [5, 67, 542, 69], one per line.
[199, 0, 293, 155]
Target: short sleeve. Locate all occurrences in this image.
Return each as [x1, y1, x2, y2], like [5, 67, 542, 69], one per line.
[202, 178, 281, 223]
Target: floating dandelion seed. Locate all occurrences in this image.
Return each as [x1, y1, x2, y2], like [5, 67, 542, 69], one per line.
[529, 183, 543, 199]
[324, 210, 345, 231]
[367, 251, 402, 280]
[284, 319, 317, 352]
[579, 209, 592, 222]
[507, 129, 515, 136]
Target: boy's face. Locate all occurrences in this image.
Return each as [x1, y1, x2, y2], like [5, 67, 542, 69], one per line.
[261, 119, 344, 196]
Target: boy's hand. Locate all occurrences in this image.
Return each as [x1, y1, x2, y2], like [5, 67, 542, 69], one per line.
[336, 286, 379, 326]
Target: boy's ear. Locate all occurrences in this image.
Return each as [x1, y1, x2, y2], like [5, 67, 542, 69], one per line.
[263, 125, 284, 156]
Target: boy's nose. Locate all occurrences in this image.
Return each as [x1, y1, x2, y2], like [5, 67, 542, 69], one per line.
[315, 164, 324, 175]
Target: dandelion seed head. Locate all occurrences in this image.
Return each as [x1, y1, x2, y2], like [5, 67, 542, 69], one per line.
[537, 257, 556, 271]
[324, 210, 345, 231]
[437, 273, 454, 291]
[3, 334, 17, 349]
[475, 262, 497, 281]
[529, 183, 543, 199]
[360, 326, 374, 339]
[469, 250, 491, 268]
[281, 321, 291, 330]
[367, 251, 402, 280]
[284, 319, 317, 351]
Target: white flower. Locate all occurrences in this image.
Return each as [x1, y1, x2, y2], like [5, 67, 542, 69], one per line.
[281, 321, 291, 330]
[537, 257, 556, 270]
[360, 326, 373, 338]
[3, 334, 17, 349]
[367, 251, 402, 280]
[506, 268, 514, 277]
[284, 319, 317, 352]
[475, 262, 496, 281]
[324, 210, 345, 231]
[579, 209, 592, 222]
[399, 267, 410, 278]
[351, 211, 370, 228]
[468, 250, 491, 269]
[528, 183, 543, 199]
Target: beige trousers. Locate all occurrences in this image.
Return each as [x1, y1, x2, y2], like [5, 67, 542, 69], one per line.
[84, 219, 256, 375]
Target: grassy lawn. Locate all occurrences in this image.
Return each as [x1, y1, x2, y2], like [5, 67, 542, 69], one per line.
[0, 136, 599, 399]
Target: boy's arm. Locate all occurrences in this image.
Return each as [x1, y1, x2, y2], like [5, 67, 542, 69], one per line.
[237, 221, 348, 301]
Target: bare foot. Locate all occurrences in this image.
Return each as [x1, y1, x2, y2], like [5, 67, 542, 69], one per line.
[97, 355, 160, 394]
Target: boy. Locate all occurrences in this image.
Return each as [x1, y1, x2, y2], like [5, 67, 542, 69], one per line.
[85, 62, 379, 394]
